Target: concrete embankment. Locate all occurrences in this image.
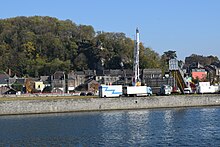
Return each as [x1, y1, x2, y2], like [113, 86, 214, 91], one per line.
[0, 95, 220, 115]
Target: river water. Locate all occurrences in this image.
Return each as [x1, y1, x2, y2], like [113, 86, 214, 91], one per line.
[0, 107, 220, 146]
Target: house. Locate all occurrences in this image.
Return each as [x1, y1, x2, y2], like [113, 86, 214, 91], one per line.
[4, 88, 17, 95]
[67, 71, 87, 92]
[0, 86, 10, 95]
[51, 71, 65, 93]
[84, 70, 96, 80]
[142, 68, 164, 87]
[86, 79, 99, 92]
[25, 77, 39, 93]
[205, 65, 217, 83]
[73, 78, 99, 92]
[40, 76, 51, 87]
[142, 68, 174, 93]
[187, 62, 204, 74]
[35, 81, 45, 92]
[0, 72, 10, 87]
[122, 69, 133, 85]
[95, 69, 123, 85]
[205, 62, 220, 84]
[142, 68, 162, 79]
[9, 75, 26, 93]
[191, 69, 207, 81]
[0, 72, 11, 95]
[67, 71, 77, 92]
[66, 70, 96, 93]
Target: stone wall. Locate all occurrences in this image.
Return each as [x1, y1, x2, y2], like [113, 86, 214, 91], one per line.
[0, 95, 220, 115]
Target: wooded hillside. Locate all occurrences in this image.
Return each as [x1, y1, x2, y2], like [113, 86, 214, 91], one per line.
[0, 16, 161, 77]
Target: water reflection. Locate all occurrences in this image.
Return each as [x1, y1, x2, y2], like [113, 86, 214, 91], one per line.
[126, 110, 150, 145]
[163, 110, 174, 143]
[98, 112, 126, 146]
[97, 110, 150, 146]
[199, 107, 219, 141]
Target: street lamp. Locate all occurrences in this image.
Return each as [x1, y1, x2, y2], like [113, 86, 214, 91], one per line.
[120, 62, 126, 85]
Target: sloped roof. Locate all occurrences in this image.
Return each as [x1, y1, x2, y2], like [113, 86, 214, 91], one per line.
[15, 78, 25, 85]
[102, 69, 123, 76]
[53, 71, 65, 80]
[0, 86, 10, 94]
[84, 79, 98, 85]
[143, 68, 162, 74]
[84, 70, 96, 75]
[205, 65, 216, 72]
[40, 76, 51, 82]
[75, 71, 85, 75]
[124, 69, 133, 76]
[192, 68, 206, 72]
[211, 62, 220, 68]
[4, 88, 17, 94]
[0, 72, 10, 84]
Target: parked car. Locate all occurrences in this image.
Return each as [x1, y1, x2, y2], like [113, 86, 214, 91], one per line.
[86, 92, 94, 96]
[157, 85, 172, 96]
[184, 87, 192, 94]
[80, 92, 86, 96]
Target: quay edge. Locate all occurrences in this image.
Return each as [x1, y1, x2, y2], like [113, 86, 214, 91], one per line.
[0, 95, 220, 115]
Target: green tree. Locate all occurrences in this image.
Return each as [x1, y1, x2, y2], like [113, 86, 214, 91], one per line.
[160, 50, 177, 73]
[0, 16, 173, 77]
[140, 47, 161, 69]
[77, 25, 95, 41]
[74, 53, 88, 70]
[11, 81, 23, 91]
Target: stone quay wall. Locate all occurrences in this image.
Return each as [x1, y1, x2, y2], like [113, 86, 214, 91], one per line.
[0, 95, 220, 115]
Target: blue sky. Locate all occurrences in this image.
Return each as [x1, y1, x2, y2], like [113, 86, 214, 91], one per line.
[1, 0, 220, 60]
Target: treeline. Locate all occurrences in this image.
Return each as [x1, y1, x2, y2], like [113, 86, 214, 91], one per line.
[0, 16, 161, 77]
[185, 54, 219, 66]
[1, 16, 218, 77]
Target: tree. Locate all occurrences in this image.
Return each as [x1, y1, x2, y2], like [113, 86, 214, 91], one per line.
[77, 25, 95, 41]
[160, 50, 177, 73]
[11, 81, 23, 92]
[25, 78, 35, 93]
[185, 54, 219, 66]
[74, 53, 88, 70]
[163, 50, 177, 60]
[0, 16, 164, 76]
[140, 46, 161, 69]
[42, 86, 52, 93]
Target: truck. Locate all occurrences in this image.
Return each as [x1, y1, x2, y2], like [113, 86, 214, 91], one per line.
[196, 82, 217, 94]
[99, 29, 153, 98]
[123, 86, 152, 97]
[158, 85, 172, 95]
[99, 85, 123, 98]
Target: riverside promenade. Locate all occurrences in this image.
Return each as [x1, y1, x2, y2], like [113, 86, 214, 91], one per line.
[0, 94, 220, 115]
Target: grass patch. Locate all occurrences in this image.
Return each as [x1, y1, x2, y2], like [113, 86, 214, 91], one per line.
[0, 95, 99, 101]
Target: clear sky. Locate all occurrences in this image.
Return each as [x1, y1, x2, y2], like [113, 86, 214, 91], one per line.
[1, 0, 220, 60]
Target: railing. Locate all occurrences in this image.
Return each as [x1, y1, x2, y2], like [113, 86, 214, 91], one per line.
[178, 67, 188, 87]
[169, 58, 190, 93]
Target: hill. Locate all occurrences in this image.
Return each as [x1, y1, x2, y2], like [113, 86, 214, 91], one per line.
[0, 16, 161, 77]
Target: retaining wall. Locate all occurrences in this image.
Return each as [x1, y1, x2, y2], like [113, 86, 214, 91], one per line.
[0, 95, 220, 115]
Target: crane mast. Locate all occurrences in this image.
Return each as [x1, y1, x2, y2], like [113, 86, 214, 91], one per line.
[98, 28, 153, 97]
[132, 28, 141, 86]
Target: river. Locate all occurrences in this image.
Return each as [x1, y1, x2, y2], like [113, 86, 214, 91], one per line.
[0, 107, 220, 146]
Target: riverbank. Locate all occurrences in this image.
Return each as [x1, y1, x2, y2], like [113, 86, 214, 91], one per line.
[0, 94, 220, 115]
